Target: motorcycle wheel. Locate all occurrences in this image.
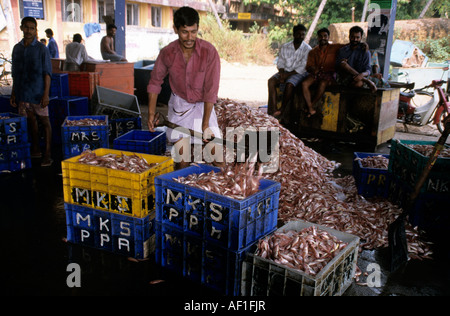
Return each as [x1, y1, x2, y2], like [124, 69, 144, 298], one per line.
[437, 109, 448, 134]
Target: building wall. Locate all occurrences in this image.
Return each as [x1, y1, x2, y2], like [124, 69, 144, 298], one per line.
[0, 0, 212, 61]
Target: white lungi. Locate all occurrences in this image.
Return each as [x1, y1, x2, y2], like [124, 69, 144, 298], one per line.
[167, 93, 222, 145]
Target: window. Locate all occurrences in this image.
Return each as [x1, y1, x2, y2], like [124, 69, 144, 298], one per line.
[151, 6, 161, 28]
[61, 0, 83, 22]
[98, 0, 115, 24]
[126, 3, 139, 26]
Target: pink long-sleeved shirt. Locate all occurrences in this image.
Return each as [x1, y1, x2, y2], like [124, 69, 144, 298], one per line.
[147, 38, 221, 104]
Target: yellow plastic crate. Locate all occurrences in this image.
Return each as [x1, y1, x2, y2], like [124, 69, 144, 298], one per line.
[62, 148, 174, 218]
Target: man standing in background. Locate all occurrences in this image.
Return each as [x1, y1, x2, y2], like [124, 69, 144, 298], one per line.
[64, 33, 92, 71]
[45, 28, 59, 58]
[11, 17, 53, 167]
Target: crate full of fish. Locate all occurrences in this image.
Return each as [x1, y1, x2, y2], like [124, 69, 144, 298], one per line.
[388, 139, 450, 194]
[155, 164, 281, 251]
[0, 142, 31, 173]
[155, 222, 270, 295]
[65, 203, 155, 259]
[61, 115, 109, 159]
[113, 130, 165, 156]
[241, 220, 359, 296]
[62, 148, 174, 218]
[0, 112, 28, 146]
[352, 152, 390, 198]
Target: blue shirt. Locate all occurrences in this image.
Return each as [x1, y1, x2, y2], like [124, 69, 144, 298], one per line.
[336, 44, 371, 75]
[12, 38, 52, 104]
[47, 37, 59, 58]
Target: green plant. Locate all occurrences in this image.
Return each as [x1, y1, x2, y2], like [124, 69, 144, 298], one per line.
[415, 37, 450, 63]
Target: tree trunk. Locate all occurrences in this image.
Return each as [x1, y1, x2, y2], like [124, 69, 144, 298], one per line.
[305, 0, 328, 44]
[419, 0, 434, 18]
[208, 0, 223, 29]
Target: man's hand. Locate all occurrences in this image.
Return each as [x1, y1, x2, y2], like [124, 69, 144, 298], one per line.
[40, 94, 49, 108]
[10, 94, 17, 108]
[148, 112, 158, 132]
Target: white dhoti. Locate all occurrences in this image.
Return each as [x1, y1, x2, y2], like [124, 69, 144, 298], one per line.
[167, 93, 222, 145]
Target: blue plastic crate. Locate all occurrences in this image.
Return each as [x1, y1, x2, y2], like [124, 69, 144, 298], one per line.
[65, 203, 154, 259]
[0, 96, 17, 114]
[155, 222, 265, 295]
[50, 73, 69, 98]
[61, 115, 109, 159]
[108, 116, 142, 143]
[155, 164, 280, 251]
[0, 112, 28, 146]
[49, 96, 89, 144]
[0, 142, 31, 173]
[113, 130, 166, 155]
[352, 152, 390, 198]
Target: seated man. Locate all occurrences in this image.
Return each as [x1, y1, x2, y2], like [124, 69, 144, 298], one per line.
[64, 33, 93, 71]
[100, 24, 127, 62]
[268, 24, 311, 124]
[302, 28, 343, 118]
[335, 26, 377, 93]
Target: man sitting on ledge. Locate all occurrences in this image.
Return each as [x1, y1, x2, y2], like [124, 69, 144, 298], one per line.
[335, 26, 377, 93]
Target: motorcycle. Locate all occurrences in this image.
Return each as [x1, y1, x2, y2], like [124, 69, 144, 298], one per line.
[397, 79, 449, 134]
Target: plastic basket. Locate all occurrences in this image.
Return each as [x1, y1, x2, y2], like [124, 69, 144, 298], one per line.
[62, 148, 174, 218]
[92, 86, 141, 118]
[61, 115, 109, 159]
[388, 139, 450, 194]
[108, 116, 142, 143]
[155, 164, 280, 251]
[68, 72, 99, 99]
[0, 112, 28, 146]
[155, 222, 270, 295]
[50, 73, 69, 98]
[241, 220, 360, 296]
[65, 203, 155, 259]
[113, 130, 166, 156]
[0, 142, 31, 173]
[352, 152, 390, 198]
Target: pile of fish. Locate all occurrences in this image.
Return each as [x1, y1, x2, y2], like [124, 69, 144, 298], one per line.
[174, 162, 262, 199]
[0, 115, 11, 120]
[354, 155, 389, 169]
[215, 99, 432, 259]
[406, 143, 450, 158]
[78, 150, 154, 173]
[65, 118, 107, 126]
[255, 226, 348, 276]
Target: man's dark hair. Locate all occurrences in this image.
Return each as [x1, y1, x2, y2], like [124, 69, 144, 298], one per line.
[174, 6, 199, 29]
[317, 27, 330, 36]
[107, 24, 117, 30]
[349, 25, 364, 36]
[293, 24, 307, 34]
[73, 33, 82, 43]
[45, 28, 54, 36]
[21, 16, 37, 27]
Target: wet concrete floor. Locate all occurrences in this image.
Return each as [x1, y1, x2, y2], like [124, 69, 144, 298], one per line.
[1, 125, 449, 297]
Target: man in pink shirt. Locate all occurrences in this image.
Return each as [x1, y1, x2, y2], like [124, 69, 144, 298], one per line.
[147, 6, 223, 169]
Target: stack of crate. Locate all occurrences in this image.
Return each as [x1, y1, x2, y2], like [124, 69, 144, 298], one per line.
[49, 73, 89, 144]
[0, 112, 30, 173]
[388, 139, 450, 232]
[154, 164, 281, 295]
[62, 148, 174, 259]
